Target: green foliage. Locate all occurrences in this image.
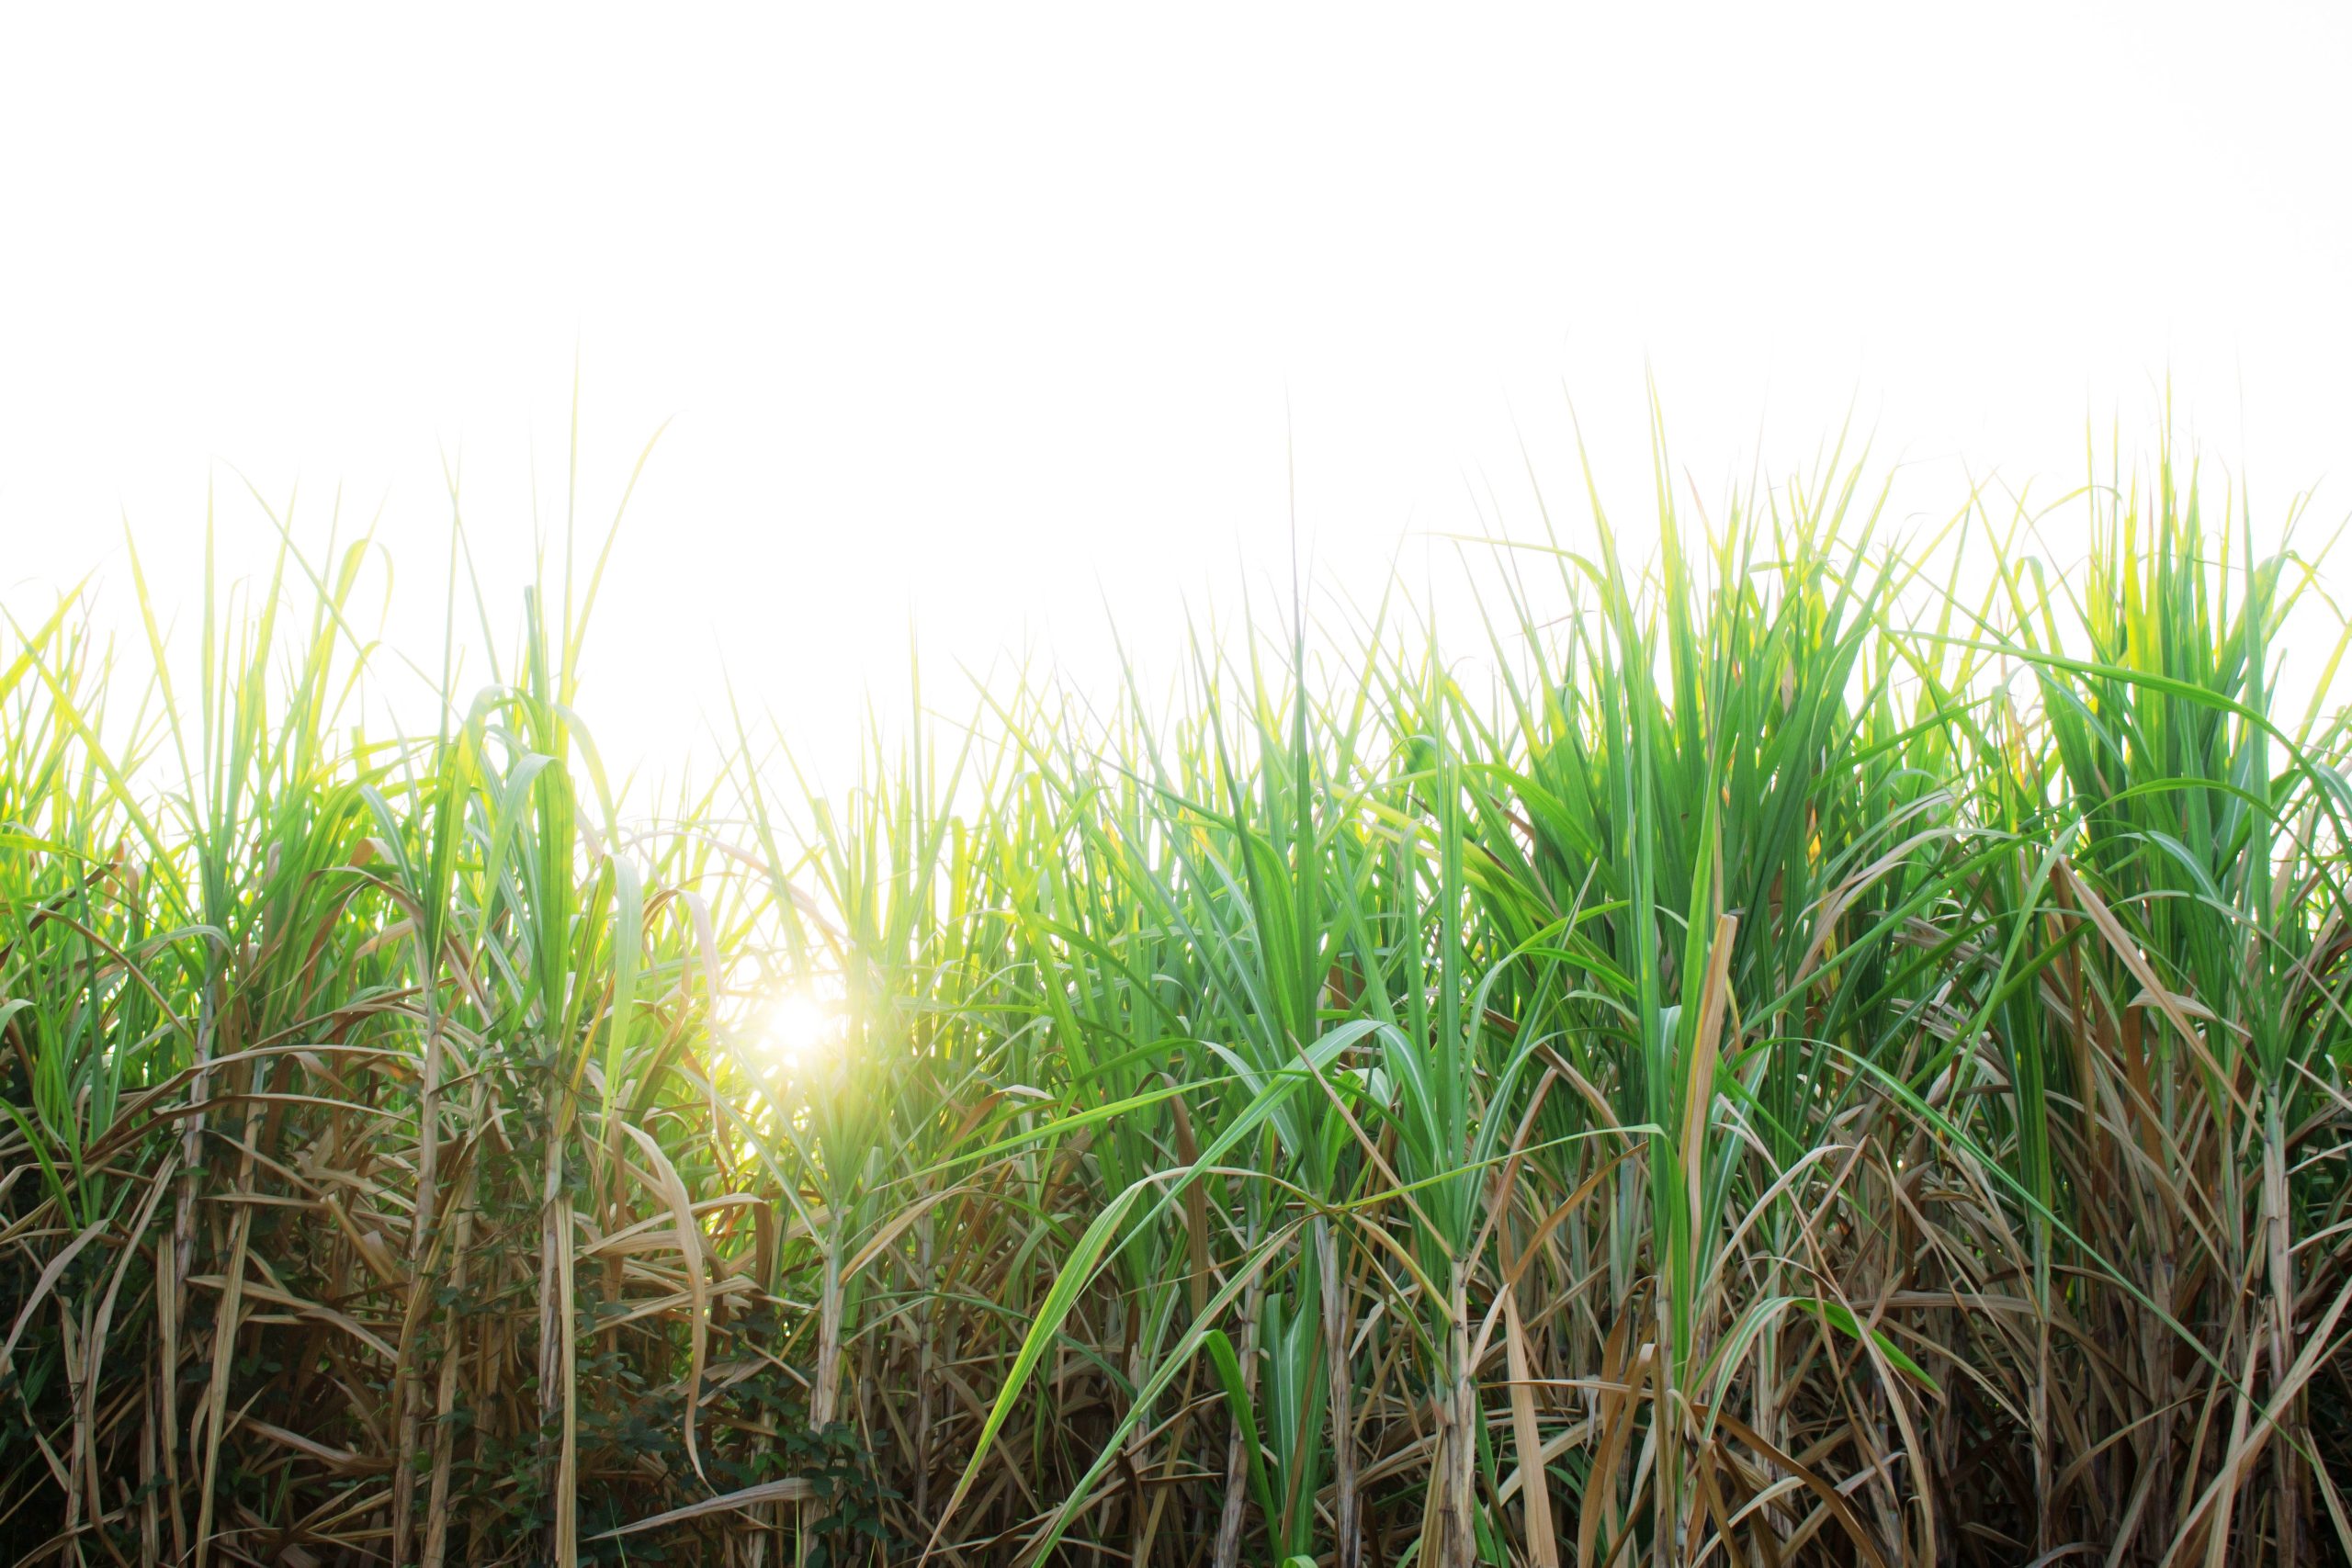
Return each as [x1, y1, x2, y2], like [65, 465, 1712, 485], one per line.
[2, 417, 2350, 1567]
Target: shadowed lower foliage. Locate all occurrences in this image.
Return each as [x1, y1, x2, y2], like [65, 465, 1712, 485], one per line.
[5, 427, 2352, 1566]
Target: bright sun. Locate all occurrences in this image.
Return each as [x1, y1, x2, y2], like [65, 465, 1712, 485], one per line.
[760, 992, 841, 1071]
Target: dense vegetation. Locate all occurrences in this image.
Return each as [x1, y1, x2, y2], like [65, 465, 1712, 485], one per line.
[5, 431, 2352, 1566]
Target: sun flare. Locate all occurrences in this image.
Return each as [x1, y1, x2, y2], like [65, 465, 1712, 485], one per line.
[759, 991, 841, 1072]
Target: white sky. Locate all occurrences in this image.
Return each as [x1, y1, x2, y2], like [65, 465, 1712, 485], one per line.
[3, 4, 2348, 784]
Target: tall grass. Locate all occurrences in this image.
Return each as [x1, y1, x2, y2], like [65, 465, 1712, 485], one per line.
[4, 425, 2351, 1566]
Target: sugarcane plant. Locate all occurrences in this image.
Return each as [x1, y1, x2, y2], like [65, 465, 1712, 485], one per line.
[3, 414, 2350, 1567]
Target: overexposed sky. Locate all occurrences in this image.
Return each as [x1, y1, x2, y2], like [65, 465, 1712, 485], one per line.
[3, 4, 2347, 780]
